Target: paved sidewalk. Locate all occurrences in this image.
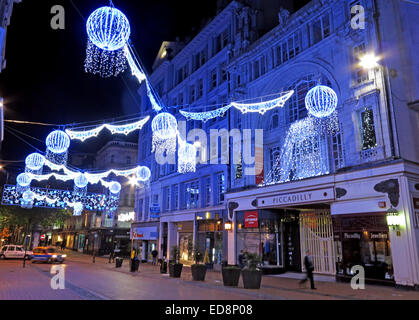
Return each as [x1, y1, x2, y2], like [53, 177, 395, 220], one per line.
[64, 250, 419, 300]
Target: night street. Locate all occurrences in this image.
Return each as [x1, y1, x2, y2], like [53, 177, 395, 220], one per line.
[1, 251, 419, 300]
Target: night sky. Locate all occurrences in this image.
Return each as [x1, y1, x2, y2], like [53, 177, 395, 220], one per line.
[0, 0, 309, 171]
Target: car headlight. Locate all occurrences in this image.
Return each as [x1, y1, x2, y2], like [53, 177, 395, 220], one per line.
[62, 255, 67, 258]
[52, 255, 57, 258]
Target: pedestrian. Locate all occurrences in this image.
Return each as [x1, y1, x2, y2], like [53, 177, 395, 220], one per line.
[61, 240, 66, 251]
[108, 244, 115, 264]
[151, 248, 158, 265]
[131, 249, 139, 272]
[300, 250, 316, 290]
[238, 250, 246, 269]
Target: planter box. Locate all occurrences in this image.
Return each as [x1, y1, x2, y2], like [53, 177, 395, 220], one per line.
[191, 264, 207, 281]
[222, 268, 241, 287]
[169, 263, 183, 278]
[242, 269, 262, 289]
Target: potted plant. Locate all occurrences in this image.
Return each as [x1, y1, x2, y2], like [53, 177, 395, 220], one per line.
[241, 252, 263, 289]
[221, 265, 241, 287]
[191, 248, 207, 281]
[169, 245, 183, 278]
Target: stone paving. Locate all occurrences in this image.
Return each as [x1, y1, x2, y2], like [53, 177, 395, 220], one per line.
[1, 250, 419, 300]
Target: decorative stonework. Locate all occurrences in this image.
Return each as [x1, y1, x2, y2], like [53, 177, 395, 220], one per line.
[374, 179, 400, 208]
[336, 188, 347, 199]
[228, 201, 239, 220]
[251, 199, 258, 207]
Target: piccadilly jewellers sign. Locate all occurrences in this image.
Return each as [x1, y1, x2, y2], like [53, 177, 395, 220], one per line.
[257, 188, 334, 208]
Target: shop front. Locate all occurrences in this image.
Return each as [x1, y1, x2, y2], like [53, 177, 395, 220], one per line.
[177, 221, 194, 265]
[131, 223, 159, 262]
[195, 211, 226, 269]
[332, 213, 394, 284]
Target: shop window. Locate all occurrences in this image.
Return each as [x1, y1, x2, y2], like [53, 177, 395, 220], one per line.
[360, 108, 377, 150]
[185, 181, 199, 209]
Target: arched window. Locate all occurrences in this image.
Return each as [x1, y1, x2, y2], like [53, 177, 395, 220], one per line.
[287, 74, 331, 123]
[110, 155, 115, 164]
[270, 112, 279, 130]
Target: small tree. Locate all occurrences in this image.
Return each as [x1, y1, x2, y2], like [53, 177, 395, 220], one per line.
[246, 252, 261, 271]
[170, 245, 180, 264]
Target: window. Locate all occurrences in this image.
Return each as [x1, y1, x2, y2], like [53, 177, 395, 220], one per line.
[209, 68, 217, 91]
[190, 85, 196, 103]
[193, 47, 207, 71]
[176, 64, 188, 84]
[126, 156, 131, 165]
[172, 184, 179, 210]
[360, 108, 377, 150]
[144, 197, 149, 220]
[270, 112, 279, 129]
[110, 155, 115, 164]
[138, 199, 143, 220]
[353, 43, 369, 84]
[312, 13, 331, 45]
[204, 176, 211, 207]
[177, 93, 184, 106]
[185, 181, 199, 209]
[216, 173, 225, 204]
[156, 80, 164, 96]
[164, 187, 170, 212]
[214, 27, 230, 55]
[270, 147, 281, 178]
[332, 129, 345, 170]
[220, 63, 228, 84]
[197, 79, 204, 98]
[254, 60, 260, 79]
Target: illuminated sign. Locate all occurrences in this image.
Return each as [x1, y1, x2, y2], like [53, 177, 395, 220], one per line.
[118, 212, 135, 222]
[245, 211, 258, 228]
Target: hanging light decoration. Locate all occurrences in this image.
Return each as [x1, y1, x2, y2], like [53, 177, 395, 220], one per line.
[21, 190, 35, 209]
[305, 85, 338, 118]
[151, 112, 178, 155]
[25, 153, 45, 174]
[16, 173, 32, 193]
[178, 142, 197, 174]
[45, 130, 71, 165]
[109, 181, 122, 199]
[72, 202, 84, 216]
[136, 166, 151, 182]
[85, 6, 131, 77]
[74, 173, 89, 195]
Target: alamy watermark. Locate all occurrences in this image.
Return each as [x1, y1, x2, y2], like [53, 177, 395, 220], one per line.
[155, 121, 264, 177]
[350, 265, 365, 290]
[351, 5, 365, 30]
[51, 5, 65, 30]
[50, 265, 65, 290]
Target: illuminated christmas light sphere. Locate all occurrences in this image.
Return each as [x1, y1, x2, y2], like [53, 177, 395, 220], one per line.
[17, 173, 32, 187]
[74, 173, 89, 189]
[25, 153, 45, 171]
[22, 190, 35, 202]
[305, 85, 338, 118]
[73, 202, 83, 216]
[151, 113, 178, 139]
[109, 181, 122, 194]
[86, 6, 131, 52]
[178, 143, 197, 174]
[46, 130, 71, 154]
[136, 166, 151, 182]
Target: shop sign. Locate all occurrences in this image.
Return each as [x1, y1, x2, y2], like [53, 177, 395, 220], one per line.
[245, 211, 259, 228]
[370, 232, 388, 240]
[257, 188, 334, 208]
[131, 227, 158, 240]
[344, 232, 361, 239]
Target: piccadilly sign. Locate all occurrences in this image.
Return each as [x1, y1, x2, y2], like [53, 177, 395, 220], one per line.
[257, 188, 334, 208]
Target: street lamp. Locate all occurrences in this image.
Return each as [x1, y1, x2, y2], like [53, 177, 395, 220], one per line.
[386, 207, 403, 236]
[359, 53, 381, 70]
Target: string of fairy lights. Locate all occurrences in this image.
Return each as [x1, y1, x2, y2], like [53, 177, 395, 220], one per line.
[6, 2, 340, 216]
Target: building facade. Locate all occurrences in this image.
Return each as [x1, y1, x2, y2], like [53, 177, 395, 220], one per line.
[133, 0, 419, 288]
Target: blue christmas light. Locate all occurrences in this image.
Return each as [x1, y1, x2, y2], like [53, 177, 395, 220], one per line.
[178, 142, 197, 174]
[17, 173, 32, 187]
[46, 130, 70, 154]
[136, 166, 151, 182]
[305, 85, 338, 118]
[86, 6, 131, 51]
[22, 190, 35, 202]
[25, 153, 45, 171]
[151, 113, 178, 139]
[74, 173, 88, 189]
[109, 181, 122, 194]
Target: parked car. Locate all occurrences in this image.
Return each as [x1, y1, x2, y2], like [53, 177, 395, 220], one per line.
[0, 245, 33, 260]
[32, 247, 66, 264]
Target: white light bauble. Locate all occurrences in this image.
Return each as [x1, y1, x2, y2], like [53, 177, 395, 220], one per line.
[46, 130, 71, 154]
[109, 181, 122, 194]
[136, 166, 151, 182]
[305, 85, 338, 118]
[86, 6, 131, 52]
[25, 153, 45, 171]
[178, 143, 197, 174]
[17, 173, 32, 187]
[74, 173, 88, 189]
[151, 112, 178, 140]
[22, 190, 35, 202]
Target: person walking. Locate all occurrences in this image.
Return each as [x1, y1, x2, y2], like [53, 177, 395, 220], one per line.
[300, 250, 316, 290]
[108, 243, 115, 264]
[238, 249, 247, 269]
[61, 239, 66, 251]
[151, 249, 158, 265]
